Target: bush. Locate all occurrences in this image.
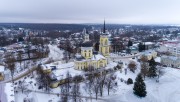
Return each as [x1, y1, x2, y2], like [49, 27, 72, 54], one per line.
[128, 61, 137, 73]
[127, 78, 133, 85]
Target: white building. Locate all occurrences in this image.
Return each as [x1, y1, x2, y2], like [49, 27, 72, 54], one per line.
[159, 43, 180, 56]
[161, 56, 180, 68]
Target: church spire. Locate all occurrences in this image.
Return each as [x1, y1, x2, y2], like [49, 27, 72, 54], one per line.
[83, 28, 86, 34]
[103, 19, 106, 33]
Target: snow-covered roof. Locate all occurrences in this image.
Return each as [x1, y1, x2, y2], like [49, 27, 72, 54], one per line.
[41, 65, 52, 70]
[42, 62, 74, 71]
[75, 54, 86, 61]
[0, 50, 4, 54]
[155, 57, 161, 63]
[162, 42, 180, 48]
[162, 56, 180, 61]
[169, 56, 179, 60]
[145, 42, 154, 45]
[91, 54, 106, 61]
[133, 43, 138, 47]
[51, 67, 82, 80]
[0, 65, 5, 72]
[143, 50, 156, 56]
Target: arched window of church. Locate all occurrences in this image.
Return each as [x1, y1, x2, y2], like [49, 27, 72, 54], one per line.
[105, 40, 108, 45]
[84, 50, 87, 57]
[106, 47, 108, 53]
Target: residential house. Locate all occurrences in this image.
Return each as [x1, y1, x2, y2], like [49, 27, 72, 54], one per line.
[161, 56, 180, 68]
[0, 65, 5, 80]
[141, 50, 157, 60]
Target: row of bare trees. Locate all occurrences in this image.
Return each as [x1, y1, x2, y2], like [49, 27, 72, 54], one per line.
[84, 67, 117, 101]
[36, 66, 52, 93]
[35, 65, 118, 102]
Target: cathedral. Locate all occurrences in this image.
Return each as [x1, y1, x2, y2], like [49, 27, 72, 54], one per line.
[74, 20, 110, 70]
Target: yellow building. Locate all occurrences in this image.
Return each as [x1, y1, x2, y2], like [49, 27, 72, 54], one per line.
[0, 65, 5, 81]
[74, 21, 110, 70]
[141, 50, 157, 60]
[99, 34, 110, 57]
[99, 20, 110, 57]
[74, 41, 108, 70]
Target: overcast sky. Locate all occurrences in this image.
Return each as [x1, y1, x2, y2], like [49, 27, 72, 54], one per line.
[0, 0, 180, 24]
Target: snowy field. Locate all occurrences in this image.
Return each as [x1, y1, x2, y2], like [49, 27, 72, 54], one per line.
[99, 67, 180, 102]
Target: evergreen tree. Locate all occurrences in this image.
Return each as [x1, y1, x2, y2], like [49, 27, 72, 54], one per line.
[94, 42, 99, 51]
[148, 57, 157, 78]
[138, 43, 143, 52]
[128, 40, 133, 47]
[133, 73, 147, 97]
[143, 43, 146, 51]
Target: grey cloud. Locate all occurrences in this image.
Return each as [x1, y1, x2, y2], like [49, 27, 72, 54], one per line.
[0, 0, 180, 24]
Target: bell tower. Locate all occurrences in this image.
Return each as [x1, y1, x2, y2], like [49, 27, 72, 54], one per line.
[83, 28, 89, 42]
[99, 20, 109, 57]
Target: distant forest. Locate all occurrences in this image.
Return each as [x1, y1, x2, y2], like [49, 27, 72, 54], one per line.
[0, 23, 179, 31]
[0, 23, 91, 31]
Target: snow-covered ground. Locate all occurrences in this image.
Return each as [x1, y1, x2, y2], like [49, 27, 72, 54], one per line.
[4, 44, 180, 102]
[6, 58, 180, 102]
[48, 44, 64, 61]
[98, 67, 180, 102]
[5, 83, 15, 102]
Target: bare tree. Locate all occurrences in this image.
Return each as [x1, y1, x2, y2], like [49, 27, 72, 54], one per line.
[105, 73, 117, 95]
[63, 51, 69, 63]
[66, 71, 72, 93]
[36, 67, 51, 93]
[60, 84, 69, 102]
[44, 45, 50, 57]
[99, 74, 106, 97]
[17, 51, 23, 70]
[6, 54, 16, 83]
[92, 76, 100, 100]
[71, 79, 81, 102]
[17, 79, 28, 93]
[59, 72, 72, 102]
[140, 56, 149, 80]
[84, 66, 95, 102]
[128, 61, 137, 73]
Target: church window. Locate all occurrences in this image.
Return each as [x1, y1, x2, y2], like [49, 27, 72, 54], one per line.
[105, 40, 108, 45]
[105, 47, 108, 53]
[101, 39, 103, 45]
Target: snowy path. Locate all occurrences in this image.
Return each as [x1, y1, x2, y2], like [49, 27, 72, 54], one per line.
[0, 83, 7, 102]
[30, 90, 106, 101]
[0, 66, 37, 84]
[48, 45, 64, 61]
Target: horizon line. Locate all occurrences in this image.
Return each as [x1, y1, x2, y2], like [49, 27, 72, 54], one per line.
[0, 22, 180, 26]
